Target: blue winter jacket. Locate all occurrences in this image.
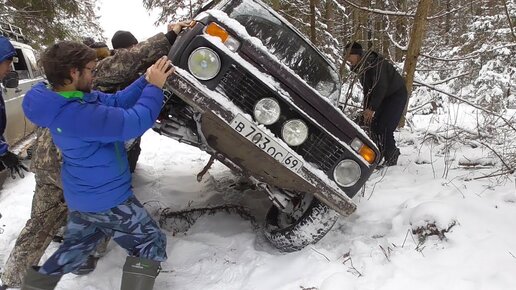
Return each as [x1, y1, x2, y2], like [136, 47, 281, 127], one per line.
[0, 90, 7, 155]
[0, 36, 17, 155]
[22, 76, 164, 212]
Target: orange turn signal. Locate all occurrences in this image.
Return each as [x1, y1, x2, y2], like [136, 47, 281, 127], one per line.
[359, 145, 376, 164]
[205, 22, 229, 42]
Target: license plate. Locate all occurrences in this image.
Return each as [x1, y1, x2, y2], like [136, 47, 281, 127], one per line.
[231, 114, 303, 172]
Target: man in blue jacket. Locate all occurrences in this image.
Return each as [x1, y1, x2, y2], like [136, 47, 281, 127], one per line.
[0, 36, 28, 179]
[21, 41, 173, 290]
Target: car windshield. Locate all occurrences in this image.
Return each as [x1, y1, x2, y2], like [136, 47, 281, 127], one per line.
[223, 0, 340, 100]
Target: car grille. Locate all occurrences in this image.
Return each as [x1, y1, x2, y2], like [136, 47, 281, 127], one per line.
[217, 65, 263, 113]
[216, 65, 346, 173]
[297, 130, 346, 173]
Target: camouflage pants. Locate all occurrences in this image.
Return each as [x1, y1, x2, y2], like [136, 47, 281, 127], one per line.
[1, 172, 67, 287]
[39, 195, 167, 276]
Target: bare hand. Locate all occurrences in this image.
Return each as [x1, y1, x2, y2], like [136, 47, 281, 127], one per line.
[363, 109, 375, 126]
[168, 20, 193, 35]
[145, 56, 174, 88]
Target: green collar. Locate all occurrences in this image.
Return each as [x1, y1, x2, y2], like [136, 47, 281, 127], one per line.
[56, 90, 84, 100]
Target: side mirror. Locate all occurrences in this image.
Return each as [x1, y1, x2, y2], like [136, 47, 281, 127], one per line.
[2, 71, 19, 89]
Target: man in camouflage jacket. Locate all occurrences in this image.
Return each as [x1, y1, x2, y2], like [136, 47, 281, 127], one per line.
[0, 21, 190, 289]
[0, 128, 66, 288]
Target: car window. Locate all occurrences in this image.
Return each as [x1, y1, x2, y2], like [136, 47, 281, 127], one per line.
[224, 0, 340, 100]
[12, 48, 31, 80]
[23, 48, 43, 78]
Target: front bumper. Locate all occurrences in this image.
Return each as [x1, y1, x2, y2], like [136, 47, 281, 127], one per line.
[163, 69, 357, 216]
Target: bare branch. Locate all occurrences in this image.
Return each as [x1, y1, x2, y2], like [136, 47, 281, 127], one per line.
[310, 247, 331, 262]
[477, 141, 515, 173]
[502, 0, 516, 41]
[421, 43, 516, 62]
[413, 80, 516, 132]
[341, 0, 415, 17]
[465, 169, 514, 181]
[385, 30, 408, 51]
[408, 100, 436, 113]
[428, 72, 472, 86]
[427, 1, 483, 20]
[379, 245, 391, 262]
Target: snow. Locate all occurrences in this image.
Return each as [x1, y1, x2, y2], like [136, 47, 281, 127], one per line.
[1, 106, 516, 289]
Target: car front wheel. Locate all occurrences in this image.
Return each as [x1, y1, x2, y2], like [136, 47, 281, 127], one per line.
[264, 193, 339, 252]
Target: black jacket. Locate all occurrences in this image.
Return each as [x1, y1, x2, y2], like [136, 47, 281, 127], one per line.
[353, 51, 406, 111]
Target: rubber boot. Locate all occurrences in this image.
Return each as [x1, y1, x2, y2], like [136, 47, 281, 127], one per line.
[384, 148, 401, 166]
[72, 255, 99, 275]
[120, 256, 160, 290]
[21, 267, 61, 290]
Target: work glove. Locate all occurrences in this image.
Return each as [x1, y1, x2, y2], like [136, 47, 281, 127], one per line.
[0, 151, 29, 179]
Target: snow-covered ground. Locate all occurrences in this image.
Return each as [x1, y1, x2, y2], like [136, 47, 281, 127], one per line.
[1, 114, 516, 289]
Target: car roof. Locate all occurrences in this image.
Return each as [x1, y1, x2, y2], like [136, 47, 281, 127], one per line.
[9, 39, 34, 50]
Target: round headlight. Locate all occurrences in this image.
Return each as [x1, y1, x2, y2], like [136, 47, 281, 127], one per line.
[281, 119, 308, 146]
[254, 98, 281, 125]
[188, 47, 221, 80]
[333, 159, 361, 187]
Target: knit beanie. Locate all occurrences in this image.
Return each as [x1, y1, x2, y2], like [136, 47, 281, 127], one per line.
[0, 36, 16, 63]
[344, 42, 363, 55]
[111, 31, 138, 49]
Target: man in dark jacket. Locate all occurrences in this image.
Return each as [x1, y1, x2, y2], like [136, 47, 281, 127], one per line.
[345, 42, 407, 166]
[20, 41, 172, 290]
[0, 36, 28, 178]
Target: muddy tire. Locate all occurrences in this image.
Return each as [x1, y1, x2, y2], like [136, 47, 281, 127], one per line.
[264, 197, 339, 252]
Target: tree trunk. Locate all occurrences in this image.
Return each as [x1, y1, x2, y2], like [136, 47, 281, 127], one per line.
[379, 1, 390, 57]
[400, 0, 432, 127]
[271, 0, 280, 10]
[324, 0, 334, 33]
[310, 0, 317, 44]
[395, 0, 408, 62]
[502, 0, 516, 41]
[444, 0, 451, 44]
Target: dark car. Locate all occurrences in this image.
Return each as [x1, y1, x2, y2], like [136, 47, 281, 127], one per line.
[154, 0, 381, 251]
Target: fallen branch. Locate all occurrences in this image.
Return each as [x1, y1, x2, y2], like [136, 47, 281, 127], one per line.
[413, 80, 516, 132]
[159, 204, 258, 234]
[420, 43, 516, 62]
[342, 252, 363, 277]
[379, 245, 392, 262]
[341, 0, 415, 17]
[310, 247, 331, 262]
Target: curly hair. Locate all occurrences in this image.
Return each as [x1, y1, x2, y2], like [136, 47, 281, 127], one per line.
[40, 41, 97, 88]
